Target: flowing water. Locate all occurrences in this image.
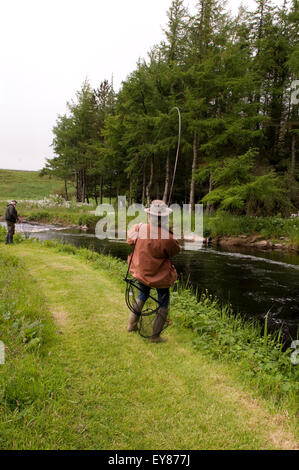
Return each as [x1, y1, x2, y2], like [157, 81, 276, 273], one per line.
[2, 222, 299, 339]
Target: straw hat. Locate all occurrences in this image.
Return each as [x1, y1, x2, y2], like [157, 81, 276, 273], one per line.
[144, 200, 172, 217]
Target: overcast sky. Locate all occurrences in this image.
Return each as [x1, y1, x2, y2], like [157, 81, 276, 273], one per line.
[0, 0, 283, 171]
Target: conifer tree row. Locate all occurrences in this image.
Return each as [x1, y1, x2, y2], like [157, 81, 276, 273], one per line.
[43, 0, 299, 215]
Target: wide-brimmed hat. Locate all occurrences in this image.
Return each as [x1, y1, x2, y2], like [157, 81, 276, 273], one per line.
[145, 200, 172, 217]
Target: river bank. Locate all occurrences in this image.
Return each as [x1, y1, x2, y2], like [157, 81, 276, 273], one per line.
[215, 234, 298, 252]
[1, 216, 298, 253]
[0, 240, 298, 449]
[1, 198, 298, 252]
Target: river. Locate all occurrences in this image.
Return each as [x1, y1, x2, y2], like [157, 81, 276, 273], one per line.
[2, 222, 299, 340]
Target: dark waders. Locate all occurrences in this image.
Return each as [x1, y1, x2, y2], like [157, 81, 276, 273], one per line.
[6, 222, 15, 244]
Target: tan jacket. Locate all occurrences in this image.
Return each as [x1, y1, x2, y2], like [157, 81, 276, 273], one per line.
[127, 223, 181, 288]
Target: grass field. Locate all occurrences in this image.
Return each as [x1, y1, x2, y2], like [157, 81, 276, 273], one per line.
[0, 240, 298, 450]
[0, 169, 69, 200]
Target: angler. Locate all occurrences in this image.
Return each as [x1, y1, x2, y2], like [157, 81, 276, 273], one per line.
[5, 200, 20, 245]
[126, 200, 181, 343]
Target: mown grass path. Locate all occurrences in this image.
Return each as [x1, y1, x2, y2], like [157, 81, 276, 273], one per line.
[3, 244, 298, 450]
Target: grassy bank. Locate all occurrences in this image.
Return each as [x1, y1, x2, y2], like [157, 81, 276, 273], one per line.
[172, 285, 299, 412]
[0, 249, 65, 449]
[203, 214, 299, 250]
[0, 176, 298, 247]
[0, 239, 298, 449]
[0, 198, 100, 228]
[0, 169, 70, 200]
[21, 206, 99, 228]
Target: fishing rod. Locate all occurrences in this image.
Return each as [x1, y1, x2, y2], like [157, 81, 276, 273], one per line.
[167, 106, 182, 207]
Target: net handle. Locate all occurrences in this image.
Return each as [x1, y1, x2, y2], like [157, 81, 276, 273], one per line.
[124, 223, 142, 280]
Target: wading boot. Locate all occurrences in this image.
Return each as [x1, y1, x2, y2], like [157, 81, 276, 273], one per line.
[127, 298, 144, 332]
[150, 307, 168, 343]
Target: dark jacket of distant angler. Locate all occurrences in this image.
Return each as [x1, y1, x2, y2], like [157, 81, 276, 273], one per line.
[5, 204, 18, 223]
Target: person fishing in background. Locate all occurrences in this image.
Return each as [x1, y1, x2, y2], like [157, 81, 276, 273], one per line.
[127, 200, 181, 343]
[5, 200, 20, 244]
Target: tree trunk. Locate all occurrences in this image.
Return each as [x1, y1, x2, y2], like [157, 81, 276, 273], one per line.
[64, 179, 69, 201]
[206, 172, 214, 215]
[163, 149, 170, 203]
[291, 133, 296, 175]
[81, 170, 86, 203]
[141, 165, 146, 206]
[99, 176, 103, 205]
[129, 175, 133, 206]
[78, 171, 81, 201]
[146, 156, 154, 207]
[277, 100, 290, 159]
[109, 179, 112, 205]
[190, 132, 199, 212]
[75, 170, 80, 202]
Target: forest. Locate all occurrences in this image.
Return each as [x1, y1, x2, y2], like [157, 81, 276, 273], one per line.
[43, 0, 299, 217]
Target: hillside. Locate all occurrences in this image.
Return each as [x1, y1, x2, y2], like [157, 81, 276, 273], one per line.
[0, 169, 66, 200]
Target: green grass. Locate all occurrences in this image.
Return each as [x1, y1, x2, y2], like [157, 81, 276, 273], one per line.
[0, 169, 71, 200]
[172, 284, 299, 412]
[0, 239, 298, 449]
[38, 239, 299, 414]
[0, 226, 23, 244]
[0, 248, 65, 442]
[22, 207, 100, 228]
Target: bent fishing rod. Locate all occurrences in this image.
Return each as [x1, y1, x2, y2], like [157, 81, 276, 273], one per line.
[167, 106, 182, 206]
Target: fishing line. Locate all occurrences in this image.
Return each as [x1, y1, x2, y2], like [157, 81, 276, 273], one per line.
[167, 106, 182, 206]
[145, 106, 181, 206]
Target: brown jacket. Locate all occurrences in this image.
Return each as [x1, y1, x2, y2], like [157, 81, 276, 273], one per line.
[127, 223, 181, 288]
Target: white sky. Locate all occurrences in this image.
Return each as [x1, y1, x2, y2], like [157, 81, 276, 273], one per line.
[0, 0, 284, 171]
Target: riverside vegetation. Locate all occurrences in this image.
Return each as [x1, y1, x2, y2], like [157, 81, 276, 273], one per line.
[0, 194, 100, 229]
[1, 192, 298, 250]
[0, 230, 298, 449]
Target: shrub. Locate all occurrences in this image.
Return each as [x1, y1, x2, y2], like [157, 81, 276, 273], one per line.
[198, 149, 294, 216]
[77, 214, 101, 228]
[203, 213, 299, 244]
